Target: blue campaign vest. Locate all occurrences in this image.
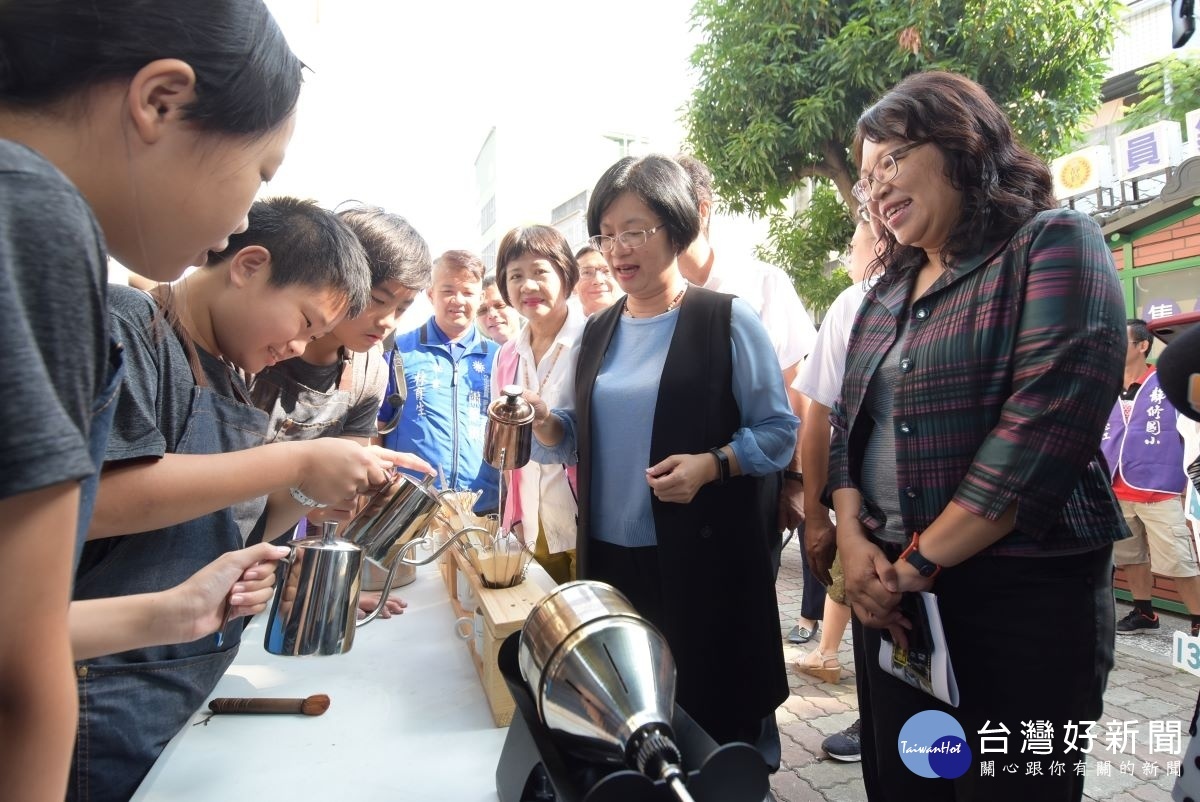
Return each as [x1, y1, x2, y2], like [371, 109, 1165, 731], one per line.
[1101, 367, 1187, 494]
[381, 319, 499, 512]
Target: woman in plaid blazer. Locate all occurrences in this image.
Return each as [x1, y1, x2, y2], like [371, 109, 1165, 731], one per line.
[831, 71, 1129, 802]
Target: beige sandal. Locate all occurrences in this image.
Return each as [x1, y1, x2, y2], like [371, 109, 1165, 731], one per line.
[795, 649, 841, 683]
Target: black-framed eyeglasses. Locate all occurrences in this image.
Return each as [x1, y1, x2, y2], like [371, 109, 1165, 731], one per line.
[853, 142, 925, 203]
[588, 224, 667, 253]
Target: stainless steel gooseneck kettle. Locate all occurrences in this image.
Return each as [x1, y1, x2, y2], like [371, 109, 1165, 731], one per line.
[263, 517, 481, 657]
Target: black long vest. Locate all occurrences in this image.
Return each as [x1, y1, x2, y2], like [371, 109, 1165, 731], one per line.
[572, 285, 788, 742]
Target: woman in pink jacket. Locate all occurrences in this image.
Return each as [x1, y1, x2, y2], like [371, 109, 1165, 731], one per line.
[492, 225, 583, 583]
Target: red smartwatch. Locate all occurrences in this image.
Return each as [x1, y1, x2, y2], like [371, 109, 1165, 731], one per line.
[900, 531, 942, 579]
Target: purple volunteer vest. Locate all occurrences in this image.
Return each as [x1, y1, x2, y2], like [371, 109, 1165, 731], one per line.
[1101, 367, 1187, 494]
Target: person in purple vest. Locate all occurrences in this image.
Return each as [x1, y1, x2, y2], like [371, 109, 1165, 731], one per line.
[1102, 318, 1200, 636]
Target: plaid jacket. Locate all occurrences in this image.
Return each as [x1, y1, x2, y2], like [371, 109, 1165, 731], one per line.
[829, 208, 1130, 555]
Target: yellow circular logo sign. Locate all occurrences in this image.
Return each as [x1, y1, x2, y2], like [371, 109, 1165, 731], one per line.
[1058, 155, 1094, 191]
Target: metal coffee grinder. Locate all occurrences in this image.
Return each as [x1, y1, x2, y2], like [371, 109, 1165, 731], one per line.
[496, 581, 770, 802]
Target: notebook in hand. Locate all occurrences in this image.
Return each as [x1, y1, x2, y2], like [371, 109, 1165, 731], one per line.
[878, 591, 960, 707]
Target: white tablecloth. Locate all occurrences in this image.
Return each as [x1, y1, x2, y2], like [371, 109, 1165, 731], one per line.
[133, 565, 507, 801]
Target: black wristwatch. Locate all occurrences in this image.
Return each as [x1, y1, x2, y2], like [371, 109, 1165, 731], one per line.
[784, 469, 804, 483]
[708, 447, 730, 484]
[900, 532, 942, 578]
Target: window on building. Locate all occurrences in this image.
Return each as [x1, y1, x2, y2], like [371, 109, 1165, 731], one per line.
[482, 240, 497, 273]
[551, 191, 587, 224]
[1133, 263, 1200, 319]
[480, 196, 496, 235]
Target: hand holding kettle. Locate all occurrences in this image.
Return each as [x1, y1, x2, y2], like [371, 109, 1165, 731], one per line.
[291, 438, 393, 506]
[364, 444, 434, 477]
[69, 543, 291, 661]
[172, 543, 291, 643]
[299, 446, 435, 531]
[522, 388, 564, 448]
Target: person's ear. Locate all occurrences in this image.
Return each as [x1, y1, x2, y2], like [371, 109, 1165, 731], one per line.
[125, 59, 198, 145]
[228, 246, 272, 289]
[698, 199, 713, 230]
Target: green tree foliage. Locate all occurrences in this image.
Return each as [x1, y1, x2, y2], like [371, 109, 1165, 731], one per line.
[756, 183, 855, 312]
[686, 0, 1121, 311]
[1123, 54, 1200, 133]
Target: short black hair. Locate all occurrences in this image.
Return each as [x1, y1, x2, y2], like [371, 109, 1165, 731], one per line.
[675, 154, 714, 206]
[586, 154, 700, 255]
[209, 197, 371, 317]
[0, 0, 302, 138]
[675, 153, 715, 236]
[1129, 318, 1153, 357]
[495, 225, 579, 306]
[338, 205, 432, 291]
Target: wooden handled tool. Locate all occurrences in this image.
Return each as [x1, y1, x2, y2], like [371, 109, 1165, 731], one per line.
[208, 694, 330, 716]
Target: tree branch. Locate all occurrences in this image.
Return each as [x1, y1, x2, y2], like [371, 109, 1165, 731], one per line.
[821, 140, 859, 218]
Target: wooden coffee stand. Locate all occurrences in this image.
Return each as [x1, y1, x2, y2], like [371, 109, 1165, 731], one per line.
[441, 548, 557, 726]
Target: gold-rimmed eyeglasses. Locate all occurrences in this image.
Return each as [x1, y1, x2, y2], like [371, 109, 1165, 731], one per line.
[588, 224, 667, 253]
[580, 265, 614, 280]
[852, 142, 925, 204]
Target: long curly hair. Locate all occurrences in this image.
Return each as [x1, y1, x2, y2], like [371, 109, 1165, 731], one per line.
[852, 71, 1055, 283]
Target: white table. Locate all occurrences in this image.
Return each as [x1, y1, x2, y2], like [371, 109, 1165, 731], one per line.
[133, 565, 508, 801]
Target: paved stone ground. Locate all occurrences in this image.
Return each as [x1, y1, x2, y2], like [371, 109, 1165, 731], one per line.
[771, 537, 1198, 802]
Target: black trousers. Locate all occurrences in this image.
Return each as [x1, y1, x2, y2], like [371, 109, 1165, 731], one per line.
[852, 544, 1114, 802]
[588, 537, 782, 772]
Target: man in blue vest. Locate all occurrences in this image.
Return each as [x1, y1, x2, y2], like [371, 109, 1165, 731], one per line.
[380, 250, 499, 513]
[1102, 319, 1200, 636]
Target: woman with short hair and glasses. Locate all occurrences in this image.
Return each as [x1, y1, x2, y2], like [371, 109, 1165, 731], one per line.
[526, 154, 797, 767]
[573, 244, 620, 315]
[834, 71, 1128, 801]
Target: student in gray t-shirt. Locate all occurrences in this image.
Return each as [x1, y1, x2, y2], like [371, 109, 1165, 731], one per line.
[249, 206, 436, 614]
[251, 205, 434, 461]
[0, 2, 307, 799]
[76, 197, 397, 798]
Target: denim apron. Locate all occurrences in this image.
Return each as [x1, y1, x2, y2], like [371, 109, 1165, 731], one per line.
[73, 337, 124, 570]
[69, 347, 269, 802]
[251, 348, 358, 442]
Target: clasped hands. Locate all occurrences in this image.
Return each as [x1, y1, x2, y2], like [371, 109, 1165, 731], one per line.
[838, 523, 935, 650]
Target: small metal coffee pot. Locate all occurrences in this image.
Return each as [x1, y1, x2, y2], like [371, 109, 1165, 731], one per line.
[484, 385, 534, 470]
[263, 520, 476, 657]
[343, 472, 444, 572]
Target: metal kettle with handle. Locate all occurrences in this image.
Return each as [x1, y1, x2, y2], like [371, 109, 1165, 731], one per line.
[484, 384, 534, 470]
[344, 472, 444, 574]
[263, 519, 477, 656]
